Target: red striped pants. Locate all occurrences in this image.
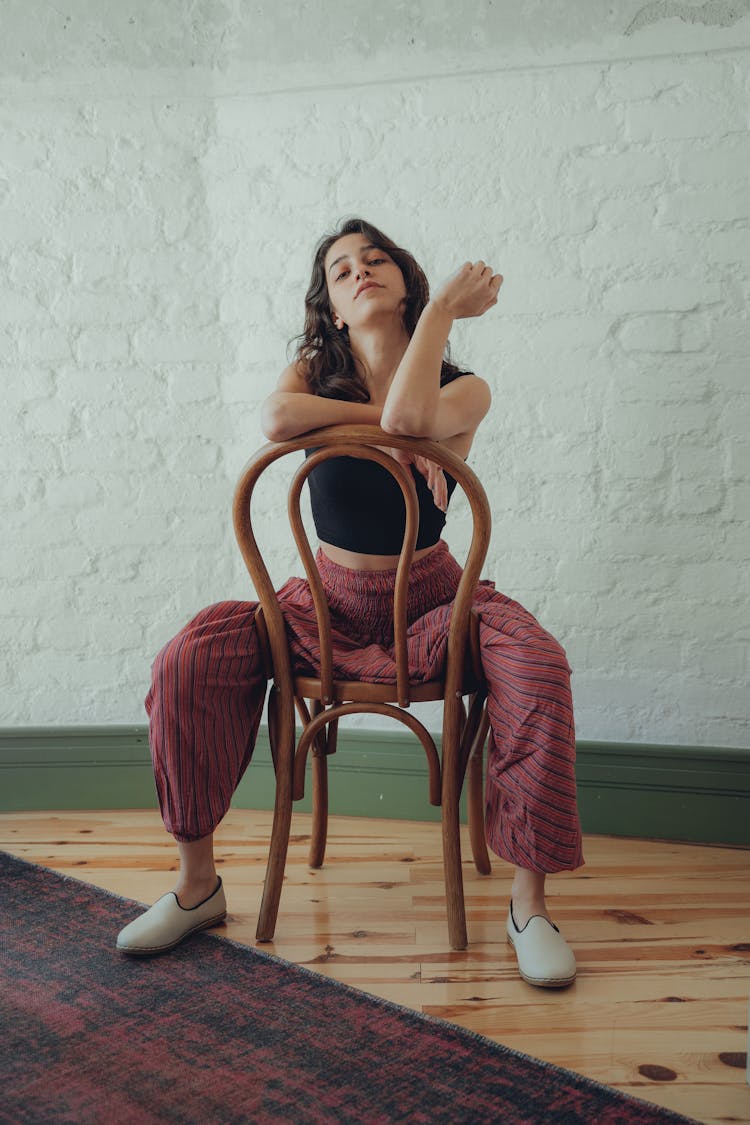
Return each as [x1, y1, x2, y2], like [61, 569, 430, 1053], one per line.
[146, 541, 584, 873]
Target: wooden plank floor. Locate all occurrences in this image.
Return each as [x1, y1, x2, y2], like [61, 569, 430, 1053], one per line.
[2, 808, 748, 1124]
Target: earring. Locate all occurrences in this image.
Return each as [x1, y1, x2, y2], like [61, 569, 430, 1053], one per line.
[335, 316, 345, 330]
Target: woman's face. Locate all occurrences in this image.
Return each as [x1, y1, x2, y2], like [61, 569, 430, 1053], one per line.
[324, 233, 407, 332]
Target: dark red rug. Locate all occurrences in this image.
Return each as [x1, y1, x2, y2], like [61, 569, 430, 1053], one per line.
[1, 851, 697, 1125]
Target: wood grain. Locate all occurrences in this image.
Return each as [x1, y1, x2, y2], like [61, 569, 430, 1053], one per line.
[2, 808, 748, 1124]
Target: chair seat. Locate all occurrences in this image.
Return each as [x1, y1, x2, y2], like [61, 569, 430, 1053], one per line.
[293, 672, 483, 705]
[293, 675, 445, 705]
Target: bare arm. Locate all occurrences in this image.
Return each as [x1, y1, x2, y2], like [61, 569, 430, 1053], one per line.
[261, 363, 382, 442]
[380, 261, 501, 445]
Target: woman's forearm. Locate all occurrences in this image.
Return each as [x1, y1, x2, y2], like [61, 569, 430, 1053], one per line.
[379, 301, 454, 436]
[261, 392, 382, 442]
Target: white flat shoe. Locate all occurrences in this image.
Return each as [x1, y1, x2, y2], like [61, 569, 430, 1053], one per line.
[506, 903, 576, 988]
[117, 879, 227, 956]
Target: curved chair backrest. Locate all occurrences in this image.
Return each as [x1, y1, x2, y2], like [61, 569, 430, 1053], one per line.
[233, 423, 494, 950]
[232, 424, 492, 708]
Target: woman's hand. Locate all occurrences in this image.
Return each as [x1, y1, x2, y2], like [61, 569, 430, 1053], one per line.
[413, 454, 448, 512]
[431, 261, 503, 320]
[385, 448, 448, 512]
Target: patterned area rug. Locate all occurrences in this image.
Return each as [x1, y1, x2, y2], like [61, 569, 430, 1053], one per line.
[1, 851, 697, 1125]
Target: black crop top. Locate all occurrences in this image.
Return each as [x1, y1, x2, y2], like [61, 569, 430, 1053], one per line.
[305, 368, 469, 554]
[306, 453, 459, 553]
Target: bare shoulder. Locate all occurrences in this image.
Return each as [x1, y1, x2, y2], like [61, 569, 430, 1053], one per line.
[441, 372, 491, 397]
[276, 360, 313, 393]
[441, 372, 492, 415]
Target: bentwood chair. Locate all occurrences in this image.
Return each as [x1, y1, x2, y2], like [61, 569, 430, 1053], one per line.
[232, 424, 493, 950]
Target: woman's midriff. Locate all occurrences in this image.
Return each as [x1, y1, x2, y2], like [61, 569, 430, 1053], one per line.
[318, 539, 441, 572]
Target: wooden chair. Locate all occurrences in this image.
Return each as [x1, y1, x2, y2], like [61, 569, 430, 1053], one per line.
[232, 424, 493, 950]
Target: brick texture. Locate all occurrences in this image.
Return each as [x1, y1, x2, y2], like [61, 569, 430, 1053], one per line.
[1, 5, 748, 748]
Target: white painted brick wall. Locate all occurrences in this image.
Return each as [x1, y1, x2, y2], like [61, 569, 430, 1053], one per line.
[1, 4, 749, 749]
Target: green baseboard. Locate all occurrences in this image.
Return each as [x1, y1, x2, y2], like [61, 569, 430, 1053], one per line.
[0, 726, 748, 846]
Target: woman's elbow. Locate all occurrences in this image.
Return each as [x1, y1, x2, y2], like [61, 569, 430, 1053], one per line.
[380, 408, 433, 438]
[260, 399, 292, 442]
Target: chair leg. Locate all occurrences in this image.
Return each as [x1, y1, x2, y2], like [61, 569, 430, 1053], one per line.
[467, 744, 492, 876]
[255, 792, 293, 942]
[442, 705, 468, 951]
[307, 704, 333, 868]
[308, 752, 328, 869]
[442, 795, 468, 950]
[256, 698, 295, 943]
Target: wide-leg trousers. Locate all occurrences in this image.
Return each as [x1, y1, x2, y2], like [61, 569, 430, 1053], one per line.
[146, 541, 584, 873]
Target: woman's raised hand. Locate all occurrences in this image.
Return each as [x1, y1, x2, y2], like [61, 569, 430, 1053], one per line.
[431, 261, 503, 320]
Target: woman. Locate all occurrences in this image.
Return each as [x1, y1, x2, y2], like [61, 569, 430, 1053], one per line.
[117, 218, 583, 988]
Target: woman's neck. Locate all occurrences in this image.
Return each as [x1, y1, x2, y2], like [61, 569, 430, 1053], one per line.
[349, 322, 411, 403]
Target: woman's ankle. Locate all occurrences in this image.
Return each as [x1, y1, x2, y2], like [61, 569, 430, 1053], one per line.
[510, 868, 549, 928]
[174, 834, 217, 907]
[174, 873, 220, 910]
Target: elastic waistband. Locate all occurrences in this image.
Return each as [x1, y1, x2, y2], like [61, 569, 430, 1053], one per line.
[301, 540, 463, 643]
[315, 540, 458, 598]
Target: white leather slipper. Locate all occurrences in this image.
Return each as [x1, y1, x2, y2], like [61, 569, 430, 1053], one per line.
[506, 903, 576, 988]
[117, 879, 227, 956]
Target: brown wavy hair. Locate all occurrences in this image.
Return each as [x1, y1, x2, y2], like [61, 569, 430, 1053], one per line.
[293, 217, 464, 401]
